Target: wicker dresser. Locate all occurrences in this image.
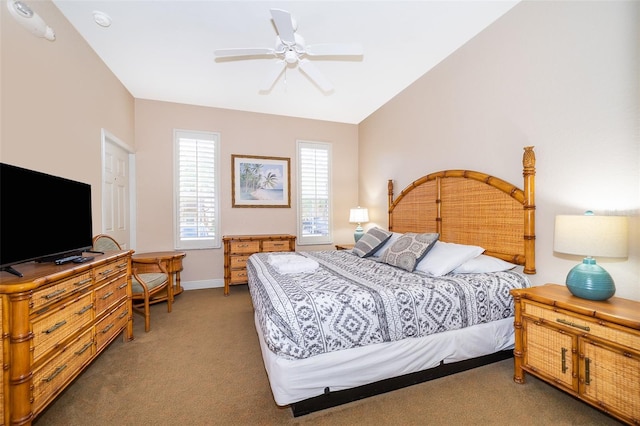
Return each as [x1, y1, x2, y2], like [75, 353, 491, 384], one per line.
[511, 284, 640, 424]
[0, 251, 133, 425]
[223, 234, 296, 295]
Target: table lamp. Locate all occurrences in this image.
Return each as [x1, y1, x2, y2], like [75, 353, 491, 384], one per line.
[349, 207, 369, 242]
[554, 211, 628, 301]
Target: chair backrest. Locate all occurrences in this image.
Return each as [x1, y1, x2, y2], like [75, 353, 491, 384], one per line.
[92, 234, 122, 251]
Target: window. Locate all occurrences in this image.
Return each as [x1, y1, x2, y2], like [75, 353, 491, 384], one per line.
[174, 130, 220, 250]
[297, 140, 332, 245]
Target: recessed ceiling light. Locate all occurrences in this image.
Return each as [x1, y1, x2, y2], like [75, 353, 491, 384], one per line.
[93, 10, 111, 28]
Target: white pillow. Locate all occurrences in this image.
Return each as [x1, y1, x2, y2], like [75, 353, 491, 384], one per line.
[372, 232, 402, 257]
[415, 241, 484, 276]
[452, 254, 517, 274]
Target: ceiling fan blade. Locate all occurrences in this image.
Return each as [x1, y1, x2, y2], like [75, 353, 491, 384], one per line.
[298, 58, 333, 93]
[270, 9, 296, 46]
[260, 60, 286, 92]
[306, 43, 364, 57]
[214, 48, 275, 58]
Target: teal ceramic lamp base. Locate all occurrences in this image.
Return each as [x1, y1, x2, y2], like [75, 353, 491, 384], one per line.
[565, 257, 615, 301]
[354, 224, 364, 242]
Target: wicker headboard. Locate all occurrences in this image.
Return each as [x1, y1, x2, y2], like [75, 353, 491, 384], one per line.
[388, 146, 536, 274]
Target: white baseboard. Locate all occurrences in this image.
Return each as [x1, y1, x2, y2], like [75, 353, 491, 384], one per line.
[181, 278, 224, 291]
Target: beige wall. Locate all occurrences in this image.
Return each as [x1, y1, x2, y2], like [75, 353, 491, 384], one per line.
[1, 0, 135, 233]
[134, 100, 358, 286]
[359, 1, 640, 300]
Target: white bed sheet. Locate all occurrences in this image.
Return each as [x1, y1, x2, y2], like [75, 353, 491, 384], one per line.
[255, 313, 515, 406]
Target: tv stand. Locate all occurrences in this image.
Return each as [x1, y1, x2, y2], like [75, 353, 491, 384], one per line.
[0, 265, 23, 277]
[0, 251, 133, 424]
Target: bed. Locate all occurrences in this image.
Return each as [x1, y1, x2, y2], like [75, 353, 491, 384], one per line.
[247, 146, 537, 416]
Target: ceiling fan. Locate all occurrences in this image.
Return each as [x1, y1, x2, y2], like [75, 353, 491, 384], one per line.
[214, 9, 363, 93]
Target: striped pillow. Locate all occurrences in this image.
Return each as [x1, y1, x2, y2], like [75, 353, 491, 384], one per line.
[352, 227, 393, 257]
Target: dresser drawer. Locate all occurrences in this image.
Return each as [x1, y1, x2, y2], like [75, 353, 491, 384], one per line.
[31, 291, 94, 363]
[32, 328, 94, 414]
[230, 240, 260, 254]
[523, 301, 640, 350]
[262, 240, 291, 252]
[94, 259, 129, 284]
[230, 269, 249, 283]
[95, 302, 130, 352]
[230, 255, 251, 269]
[95, 274, 128, 317]
[31, 271, 93, 313]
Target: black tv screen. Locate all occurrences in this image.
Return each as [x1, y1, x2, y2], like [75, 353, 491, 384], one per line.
[0, 163, 93, 275]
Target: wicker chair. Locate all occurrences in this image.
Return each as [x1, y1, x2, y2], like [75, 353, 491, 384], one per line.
[92, 234, 172, 332]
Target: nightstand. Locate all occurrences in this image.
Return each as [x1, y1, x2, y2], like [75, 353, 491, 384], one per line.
[335, 244, 355, 251]
[510, 284, 640, 424]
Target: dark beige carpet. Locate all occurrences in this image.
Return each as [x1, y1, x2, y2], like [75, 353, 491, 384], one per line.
[34, 285, 621, 425]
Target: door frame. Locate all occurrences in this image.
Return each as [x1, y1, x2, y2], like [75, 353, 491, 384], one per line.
[100, 128, 136, 249]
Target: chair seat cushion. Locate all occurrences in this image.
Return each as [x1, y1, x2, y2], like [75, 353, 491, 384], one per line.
[132, 272, 168, 294]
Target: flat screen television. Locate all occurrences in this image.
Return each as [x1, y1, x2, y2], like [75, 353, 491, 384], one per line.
[0, 162, 93, 277]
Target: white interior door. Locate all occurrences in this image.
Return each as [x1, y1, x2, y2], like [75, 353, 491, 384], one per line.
[102, 130, 135, 249]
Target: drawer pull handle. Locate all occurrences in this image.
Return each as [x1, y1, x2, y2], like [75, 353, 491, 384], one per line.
[44, 320, 67, 334]
[585, 357, 591, 385]
[101, 291, 114, 300]
[272, 243, 284, 246]
[118, 310, 129, 320]
[117, 263, 128, 269]
[101, 323, 115, 334]
[42, 364, 67, 383]
[238, 244, 250, 248]
[118, 282, 128, 290]
[43, 289, 66, 300]
[75, 278, 92, 286]
[100, 269, 114, 276]
[75, 342, 93, 355]
[77, 304, 94, 315]
[556, 318, 590, 331]
[561, 347, 568, 373]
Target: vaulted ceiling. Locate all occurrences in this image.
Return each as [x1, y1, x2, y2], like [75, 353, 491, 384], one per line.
[52, 1, 520, 124]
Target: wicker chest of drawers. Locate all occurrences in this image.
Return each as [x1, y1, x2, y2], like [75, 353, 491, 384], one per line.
[0, 251, 133, 425]
[511, 284, 640, 425]
[223, 234, 296, 295]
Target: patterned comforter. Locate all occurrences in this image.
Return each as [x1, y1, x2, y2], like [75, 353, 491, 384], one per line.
[247, 250, 530, 360]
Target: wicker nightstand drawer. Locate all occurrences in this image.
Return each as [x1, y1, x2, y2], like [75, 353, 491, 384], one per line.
[523, 300, 640, 351]
[31, 291, 93, 362]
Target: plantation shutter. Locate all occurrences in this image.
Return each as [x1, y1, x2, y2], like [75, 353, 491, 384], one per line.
[174, 130, 220, 249]
[297, 141, 332, 245]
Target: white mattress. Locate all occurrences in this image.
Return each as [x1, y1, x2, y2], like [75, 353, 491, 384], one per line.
[255, 313, 515, 406]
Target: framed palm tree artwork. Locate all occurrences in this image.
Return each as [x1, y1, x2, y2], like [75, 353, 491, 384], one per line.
[232, 154, 291, 207]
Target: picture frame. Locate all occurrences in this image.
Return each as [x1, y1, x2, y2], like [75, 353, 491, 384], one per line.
[232, 154, 291, 208]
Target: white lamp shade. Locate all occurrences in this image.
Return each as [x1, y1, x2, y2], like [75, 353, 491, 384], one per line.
[554, 214, 628, 258]
[349, 207, 369, 224]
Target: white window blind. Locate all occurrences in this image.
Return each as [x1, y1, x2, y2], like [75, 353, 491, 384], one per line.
[174, 130, 220, 250]
[297, 140, 332, 245]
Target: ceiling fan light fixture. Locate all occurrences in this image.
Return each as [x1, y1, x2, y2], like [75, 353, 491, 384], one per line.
[284, 50, 298, 64]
